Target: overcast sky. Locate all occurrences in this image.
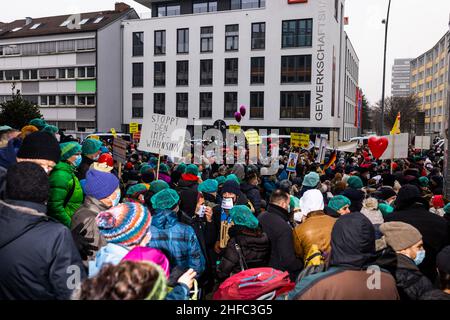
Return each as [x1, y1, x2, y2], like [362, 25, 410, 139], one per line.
[1, 0, 449, 105]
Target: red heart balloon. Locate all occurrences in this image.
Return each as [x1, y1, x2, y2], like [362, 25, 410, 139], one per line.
[368, 136, 389, 159]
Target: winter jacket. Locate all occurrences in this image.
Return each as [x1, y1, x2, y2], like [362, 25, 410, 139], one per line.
[293, 211, 336, 261]
[341, 188, 366, 212]
[0, 199, 86, 300]
[258, 204, 304, 280]
[88, 243, 129, 278]
[159, 172, 172, 184]
[71, 196, 109, 266]
[262, 177, 277, 201]
[216, 225, 270, 280]
[240, 182, 262, 215]
[0, 138, 21, 199]
[48, 161, 84, 227]
[149, 209, 206, 276]
[177, 173, 199, 193]
[385, 203, 449, 282]
[394, 253, 448, 300]
[360, 207, 384, 225]
[76, 155, 94, 181]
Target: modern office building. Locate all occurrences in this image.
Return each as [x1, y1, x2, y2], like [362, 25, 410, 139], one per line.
[0, 3, 138, 135]
[342, 32, 359, 140]
[123, 0, 355, 139]
[410, 31, 449, 137]
[391, 58, 411, 97]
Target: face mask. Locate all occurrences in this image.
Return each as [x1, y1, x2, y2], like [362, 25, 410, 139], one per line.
[93, 154, 100, 161]
[294, 211, 303, 223]
[414, 250, 426, 265]
[73, 155, 82, 167]
[222, 198, 234, 210]
[109, 189, 121, 207]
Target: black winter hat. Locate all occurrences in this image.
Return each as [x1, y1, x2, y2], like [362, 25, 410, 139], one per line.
[6, 162, 49, 204]
[436, 246, 450, 274]
[17, 132, 60, 163]
[222, 180, 241, 195]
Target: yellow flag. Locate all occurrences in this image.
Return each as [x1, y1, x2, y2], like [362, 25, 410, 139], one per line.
[390, 112, 401, 135]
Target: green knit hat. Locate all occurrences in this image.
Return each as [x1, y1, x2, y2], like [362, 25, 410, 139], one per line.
[82, 138, 103, 156]
[230, 205, 259, 229]
[328, 195, 351, 212]
[176, 163, 187, 173]
[418, 177, 429, 187]
[29, 118, 47, 130]
[150, 180, 170, 194]
[41, 125, 59, 135]
[199, 179, 219, 194]
[225, 174, 240, 184]
[185, 164, 199, 176]
[216, 176, 226, 186]
[151, 188, 180, 210]
[347, 176, 363, 189]
[60, 142, 81, 161]
[126, 183, 149, 197]
[159, 163, 169, 174]
[140, 164, 153, 175]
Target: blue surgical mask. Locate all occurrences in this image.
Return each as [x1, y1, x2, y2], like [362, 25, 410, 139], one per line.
[73, 155, 82, 167]
[414, 250, 426, 265]
[110, 189, 121, 207]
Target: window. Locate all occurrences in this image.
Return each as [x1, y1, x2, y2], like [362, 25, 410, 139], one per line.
[177, 29, 189, 54]
[200, 26, 214, 53]
[58, 121, 76, 130]
[78, 95, 95, 106]
[225, 58, 239, 85]
[39, 42, 56, 54]
[59, 95, 75, 105]
[176, 93, 189, 118]
[40, 95, 56, 106]
[23, 95, 39, 105]
[67, 68, 75, 78]
[79, 18, 89, 25]
[23, 69, 38, 80]
[58, 40, 75, 52]
[132, 93, 144, 118]
[78, 67, 86, 78]
[93, 17, 104, 24]
[154, 30, 166, 55]
[30, 23, 42, 30]
[250, 92, 264, 119]
[21, 43, 39, 55]
[154, 93, 165, 114]
[281, 55, 312, 83]
[87, 67, 95, 78]
[39, 68, 57, 80]
[158, 4, 181, 17]
[199, 92, 212, 118]
[282, 19, 313, 48]
[280, 91, 311, 119]
[3, 45, 20, 55]
[154, 62, 166, 87]
[193, 1, 217, 13]
[133, 32, 144, 56]
[58, 69, 66, 79]
[251, 22, 265, 50]
[60, 19, 72, 27]
[225, 25, 239, 51]
[77, 39, 95, 50]
[176, 61, 189, 86]
[231, 0, 265, 9]
[250, 57, 265, 84]
[200, 59, 213, 86]
[224, 92, 238, 118]
[132, 63, 144, 87]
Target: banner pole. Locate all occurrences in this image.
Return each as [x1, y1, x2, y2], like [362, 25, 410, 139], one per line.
[156, 150, 161, 180]
[391, 135, 395, 174]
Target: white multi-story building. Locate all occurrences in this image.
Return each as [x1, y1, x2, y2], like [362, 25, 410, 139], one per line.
[0, 3, 138, 136]
[342, 32, 359, 141]
[391, 58, 412, 98]
[123, 0, 357, 139]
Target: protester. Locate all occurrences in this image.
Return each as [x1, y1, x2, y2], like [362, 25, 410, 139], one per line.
[325, 195, 351, 218]
[177, 164, 201, 192]
[436, 246, 450, 296]
[240, 172, 262, 215]
[77, 138, 103, 180]
[341, 176, 366, 212]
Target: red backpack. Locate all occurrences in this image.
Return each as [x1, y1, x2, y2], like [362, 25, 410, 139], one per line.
[213, 268, 294, 300]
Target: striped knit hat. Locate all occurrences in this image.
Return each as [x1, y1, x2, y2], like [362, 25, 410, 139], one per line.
[60, 142, 81, 161]
[96, 202, 151, 247]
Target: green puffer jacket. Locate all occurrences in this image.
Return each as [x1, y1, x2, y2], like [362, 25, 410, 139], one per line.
[48, 161, 84, 227]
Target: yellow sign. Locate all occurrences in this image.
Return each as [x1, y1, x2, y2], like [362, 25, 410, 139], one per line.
[291, 133, 310, 148]
[229, 125, 241, 134]
[110, 128, 117, 138]
[129, 122, 139, 134]
[244, 129, 262, 146]
[89, 135, 100, 140]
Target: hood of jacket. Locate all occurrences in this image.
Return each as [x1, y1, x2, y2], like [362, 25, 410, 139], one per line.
[330, 212, 377, 269]
[152, 209, 179, 230]
[0, 199, 48, 248]
[396, 253, 420, 272]
[0, 138, 20, 170]
[341, 188, 365, 201]
[240, 182, 258, 193]
[179, 189, 199, 216]
[88, 243, 129, 278]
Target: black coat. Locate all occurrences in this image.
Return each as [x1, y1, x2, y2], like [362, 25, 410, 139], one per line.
[385, 203, 449, 282]
[240, 182, 262, 216]
[0, 200, 86, 300]
[340, 188, 365, 213]
[216, 226, 270, 280]
[258, 204, 303, 280]
[76, 155, 94, 181]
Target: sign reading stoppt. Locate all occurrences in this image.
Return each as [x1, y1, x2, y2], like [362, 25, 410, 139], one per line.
[138, 113, 188, 158]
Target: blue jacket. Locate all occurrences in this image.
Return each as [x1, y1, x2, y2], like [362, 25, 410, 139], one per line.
[149, 209, 205, 276]
[262, 177, 277, 200]
[88, 243, 129, 278]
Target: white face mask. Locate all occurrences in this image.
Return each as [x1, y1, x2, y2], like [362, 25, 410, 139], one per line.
[294, 211, 304, 223]
[222, 198, 234, 210]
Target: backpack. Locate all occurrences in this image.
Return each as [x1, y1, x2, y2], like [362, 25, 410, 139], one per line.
[295, 244, 328, 283]
[213, 267, 294, 300]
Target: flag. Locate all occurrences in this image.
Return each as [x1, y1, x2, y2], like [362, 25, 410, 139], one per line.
[390, 113, 401, 135]
[323, 150, 337, 171]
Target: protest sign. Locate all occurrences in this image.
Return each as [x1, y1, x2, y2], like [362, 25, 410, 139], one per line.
[229, 125, 241, 134]
[327, 141, 358, 153]
[291, 133, 310, 149]
[112, 137, 128, 164]
[244, 129, 262, 146]
[129, 122, 139, 134]
[138, 113, 188, 158]
[315, 137, 328, 164]
[286, 153, 299, 172]
[379, 133, 409, 160]
[414, 136, 431, 150]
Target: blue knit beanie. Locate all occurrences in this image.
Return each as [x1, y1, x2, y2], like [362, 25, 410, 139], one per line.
[85, 169, 119, 200]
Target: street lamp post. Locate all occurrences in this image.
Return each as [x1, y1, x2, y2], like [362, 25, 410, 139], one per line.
[381, 0, 392, 135]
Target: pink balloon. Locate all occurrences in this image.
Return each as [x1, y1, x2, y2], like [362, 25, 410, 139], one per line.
[234, 112, 242, 123]
[240, 105, 246, 117]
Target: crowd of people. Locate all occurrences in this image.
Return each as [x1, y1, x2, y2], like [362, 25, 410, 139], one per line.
[0, 119, 449, 300]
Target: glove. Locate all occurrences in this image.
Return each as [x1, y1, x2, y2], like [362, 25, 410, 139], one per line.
[71, 223, 98, 260]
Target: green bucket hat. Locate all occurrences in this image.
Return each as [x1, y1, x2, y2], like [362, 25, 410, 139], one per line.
[60, 142, 81, 161]
[126, 183, 149, 197]
[151, 188, 180, 211]
[41, 125, 59, 135]
[347, 176, 363, 189]
[216, 176, 226, 186]
[328, 195, 351, 212]
[159, 163, 169, 174]
[418, 177, 429, 188]
[82, 138, 103, 156]
[29, 118, 47, 130]
[198, 179, 219, 194]
[225, 174, 240, 184]
[185, 164, 199, 176]
[176, 163, 187, 173]
[150, 180, 170, 194]
[230, 205, 259, 229]
[140, 164, 153, 175]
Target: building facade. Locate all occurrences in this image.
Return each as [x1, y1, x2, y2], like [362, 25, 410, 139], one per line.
[410, 31, 449, 137]
[391, 58, 411, 97]
[342, 32, 359, 141]
[123, 0, 354, 138]
[0, 3, 138, 136]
